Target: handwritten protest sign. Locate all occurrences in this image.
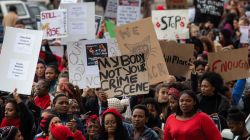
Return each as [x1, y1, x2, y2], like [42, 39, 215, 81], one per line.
[98, 53, 149, 98]
[60, 3, 95, 42]
[166, 0, 187, 9]
[194, 0, 224, 27]
[117, 0, 141, 25]
[105, 0, 118, 19]
[116, 18, 169, 85]
[240, 26, 250, 44]
[208, 48, 250, 82]
[68, 39, 120, 89]
[160, 41, 194, 77]
[41, 9, 67, 39]
[152, 10, 189, 40]
[0, 27, 43, 95]
[95, 15, 103, 35]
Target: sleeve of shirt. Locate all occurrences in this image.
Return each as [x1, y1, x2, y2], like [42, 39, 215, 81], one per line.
[164, 120, 173, 140]
[232, 79, 246, 105]
[200, 113, 222, 140]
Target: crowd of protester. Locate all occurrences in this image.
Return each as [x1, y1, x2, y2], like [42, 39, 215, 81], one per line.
[1, 0, 250, 140]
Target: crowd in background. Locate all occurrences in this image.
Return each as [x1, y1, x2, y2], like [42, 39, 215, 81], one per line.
[0, 0, 250, 140]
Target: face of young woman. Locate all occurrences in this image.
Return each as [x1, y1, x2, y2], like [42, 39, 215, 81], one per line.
[49, 117, 62, 131]
[179, 93, 196, 114]
[87, 121, 100, 136]
[157, 87, 169, 103]
[14, 130, 24, 140]
[53, 96, 69, 114]
[45, 67, 58, 81]
[104, 114, 117, 134]
[201, 79, 215, 96]
[5, 103, 16, 119]
[169, 95, 178, 111]
[36, 63, 45, 78]
[195, 65, 205, 76]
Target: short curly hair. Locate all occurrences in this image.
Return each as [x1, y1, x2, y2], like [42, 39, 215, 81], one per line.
[200, 72, 224, 93]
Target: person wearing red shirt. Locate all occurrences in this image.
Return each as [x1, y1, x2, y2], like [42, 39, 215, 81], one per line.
[34, 79, 51, 110]
[164, 90, 222, 140]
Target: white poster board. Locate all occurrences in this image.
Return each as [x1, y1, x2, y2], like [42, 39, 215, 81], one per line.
[67, 39, 120, 89]
[60, 3, 95, 42]
[240, 26, 250, 44]
[105, 0, 118, 19]
[41, 9, 67, 39]
[152, 9, 189, 40]
[60, 0, 78, 3]
[0, 27, 43, 95]
[117, 0, 141, 25]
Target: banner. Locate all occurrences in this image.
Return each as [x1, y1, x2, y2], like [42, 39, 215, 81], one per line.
[0, 27, 43, 95]
[194, 0, 224, 27]
[152, 10, 189, 40]
[208, 48, 250, 82]
[116, 18, 169, 85]
[160, 41, 194, 77]
[95, 15, 103, 35]
[98, 53, 149, 98]
[105, 0, 118, 19]
[166, 0, 187, 9]
[41, 9, 67, 39]
[117, 0, 141, 25]
[67, 39, 120, 89]
[60, 3, 95, 42]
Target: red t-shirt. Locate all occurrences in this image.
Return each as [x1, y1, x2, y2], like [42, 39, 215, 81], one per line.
[164, 112, 222, 140]
[34, 94, 51, 110]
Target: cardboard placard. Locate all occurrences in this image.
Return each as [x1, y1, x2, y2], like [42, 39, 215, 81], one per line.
[105, 0, 118, 19]
[166, 0, 187, 9]
[116, 18, 169, 85]
[208, 48, 250, 82]
[0, 27, 43, 95]
[60, 3, 95, 42]
[67, 39, 121, 89]
[160, 41, 194, 77]
[194, 0, 224, 27]
[98, 53, 149, 98]
[117, 0, 141, 25]
[152, 10, 189, 40]
[41, 9, 67, 39]
[240, 26, 250, 44]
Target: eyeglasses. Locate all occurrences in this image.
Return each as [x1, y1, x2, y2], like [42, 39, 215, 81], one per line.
[104, 121, 116, 126]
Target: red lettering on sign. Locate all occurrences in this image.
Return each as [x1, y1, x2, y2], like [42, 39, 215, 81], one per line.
[211, 59, 249, 72]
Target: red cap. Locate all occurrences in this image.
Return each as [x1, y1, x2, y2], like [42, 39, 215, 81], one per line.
[156, 5, 165, 10]
[102, 108, 123, 120]
[50, 124, 74, 140]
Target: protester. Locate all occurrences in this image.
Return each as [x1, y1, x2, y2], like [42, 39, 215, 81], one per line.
[125, 104, 159, 140]
[227, 107, 250, 140]
[0, 126, 23, 140]
[34, 60, 46, 83]
[2, 5, 18, 29]
[98, 108, 129, 140]
[34, 79, 51, 110]
[164, 90, 222, 140]
[45, 65, 59, 93]
[85, 115, 101, 140]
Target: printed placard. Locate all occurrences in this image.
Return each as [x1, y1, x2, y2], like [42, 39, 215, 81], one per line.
[194, 0, 224, 26]
[208, 48, 250, 82]
[95, 15, 103, 35]
[105, 0, 118, 19]
[166, 0, 187, 9]
[152, 10, 189, 40]
[117, 0, 141, 25]
[240, 26, 250, 44]
[98, 53, 149, 98]
[160, 41, 194, 77]
[41, 9, 67, 39]
[116, 18, 169, 85]
[67, 39, 121, 89]
[60, 3, 95, 42]
[0, 27, 43, 95]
